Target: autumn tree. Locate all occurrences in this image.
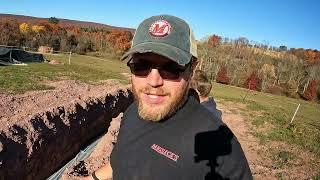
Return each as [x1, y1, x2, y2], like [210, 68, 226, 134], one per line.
[17, 23, 32, 47]
[289, 48, 307, 61]
[216, 66, 230, 84]
[76, 39, 93, 54]
[245, 71, 261, 90]
[260, 63, 276, 91]
[19, 23, 30, 34]
[302, 79, 317, 101]
[197, 35, 228, 81]
[232, 37, 254, 60]
[106, 29, 132, 51]
[0, 18, 22, 46]
[304, 49, 320, 63]
[35, 21, 67, 51]
[61, 34, 78, 52]
[32, 25, 45, 33]
[208, 34, 221, 47]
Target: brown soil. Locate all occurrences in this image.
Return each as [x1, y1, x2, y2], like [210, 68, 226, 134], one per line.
[61, 113, 123, 180]
[0, 79, 124, 125]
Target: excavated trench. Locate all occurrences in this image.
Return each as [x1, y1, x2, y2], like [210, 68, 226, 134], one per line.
[0, 87, 134, 180]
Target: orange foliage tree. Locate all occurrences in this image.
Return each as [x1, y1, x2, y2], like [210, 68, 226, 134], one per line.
[245, 71, 261, 90]
[302, 80, 317, 101]
[0, 18, 22, 46]
[106, 29, 132, 51]
[208, 34, 221, 47]
[31, 25, 45, 33]
[304, 49, 320, 63]
[216, 66, 230, 84]
[290, 48, 320, 63]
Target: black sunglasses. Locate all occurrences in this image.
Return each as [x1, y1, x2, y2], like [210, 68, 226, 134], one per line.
[127, 59, 191, 80]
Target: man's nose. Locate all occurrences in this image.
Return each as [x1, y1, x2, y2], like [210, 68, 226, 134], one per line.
[147, 69, 164, 87]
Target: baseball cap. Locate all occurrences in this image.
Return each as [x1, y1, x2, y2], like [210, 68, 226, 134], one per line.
[121, 15, 197, 66]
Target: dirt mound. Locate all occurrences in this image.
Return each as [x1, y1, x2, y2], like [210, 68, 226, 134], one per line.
[0, 80, 123, 124]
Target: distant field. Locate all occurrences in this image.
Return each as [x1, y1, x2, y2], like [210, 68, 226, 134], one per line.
[0, 53, 129, 93]
[212, 82, 320, 156]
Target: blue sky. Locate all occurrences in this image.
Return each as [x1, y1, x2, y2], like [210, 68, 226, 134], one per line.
[1, 0, 319, 50]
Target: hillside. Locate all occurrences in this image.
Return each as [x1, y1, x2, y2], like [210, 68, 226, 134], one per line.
[0, 13, 135, 33]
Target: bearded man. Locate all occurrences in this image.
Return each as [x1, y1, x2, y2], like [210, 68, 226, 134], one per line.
[85, 14, 252, 180]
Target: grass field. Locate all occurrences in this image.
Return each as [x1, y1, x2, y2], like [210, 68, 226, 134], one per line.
[0, 53, 129, 93]
[212, 82, 320, 156]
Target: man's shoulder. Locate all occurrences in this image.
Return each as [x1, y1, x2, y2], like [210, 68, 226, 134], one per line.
[189, 99, 253, 179]
[185, 97, 224, 130]
[119, 101, 140, 128]
[122, 101, 138, 119]
[124, 101, 137, 113]
[200, 96, 216, 107]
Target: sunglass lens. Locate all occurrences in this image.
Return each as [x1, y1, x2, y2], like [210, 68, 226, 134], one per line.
[158, 63, 181, 79]
[128, 63, 150, 76]
[127, 62, 188, 80]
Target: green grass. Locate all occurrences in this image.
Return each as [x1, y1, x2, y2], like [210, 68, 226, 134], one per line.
[252, 115, 269, 126]
[212, 82, 320, 156]
[0, 53, 129, 93]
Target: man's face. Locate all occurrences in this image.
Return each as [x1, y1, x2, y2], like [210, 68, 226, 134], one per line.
[129, 53, 192, 122]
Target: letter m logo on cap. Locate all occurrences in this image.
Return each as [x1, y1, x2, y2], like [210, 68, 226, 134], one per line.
[149, 20, 172, 37]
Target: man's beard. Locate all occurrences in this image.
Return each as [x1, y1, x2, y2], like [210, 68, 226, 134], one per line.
[132, 83, 189, 122]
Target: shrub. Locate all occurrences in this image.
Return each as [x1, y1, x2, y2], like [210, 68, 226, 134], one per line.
[302, 80, 317, 101]
[216, 66, 230, 84]
[245, 71, 261, 90]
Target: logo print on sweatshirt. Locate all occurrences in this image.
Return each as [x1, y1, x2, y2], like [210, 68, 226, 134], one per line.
[149, 20, 172, 37]
[151, 144, 179, 162]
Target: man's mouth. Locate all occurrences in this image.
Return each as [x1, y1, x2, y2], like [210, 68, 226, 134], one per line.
[143, 93, 167, 104]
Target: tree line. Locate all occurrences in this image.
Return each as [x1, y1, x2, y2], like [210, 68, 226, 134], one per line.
[0, 17, 319, 102]
[198, 35, 320, 102]
[0, 17, 133, 55]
